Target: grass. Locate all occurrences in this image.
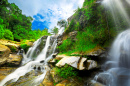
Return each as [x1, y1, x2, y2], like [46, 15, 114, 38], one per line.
[55, 64, 78, 79]
[10, 46, 17, 52]
[20, 44, 30, 53]
[58, 0, 118, 56]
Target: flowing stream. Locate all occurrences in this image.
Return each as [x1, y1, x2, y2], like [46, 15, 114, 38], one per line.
[94, 0, 130, 86]
[0, 28, 64, 86]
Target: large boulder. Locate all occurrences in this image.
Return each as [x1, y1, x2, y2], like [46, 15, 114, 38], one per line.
[78, 58, 87, 70]
[0, 44, 10, 66]
[6, 54, 23, 66]
[56, 56, 80, 69]
[55, 55, 98, 70]
[0, 39, 20, 48]
[86, 60, 98, 70]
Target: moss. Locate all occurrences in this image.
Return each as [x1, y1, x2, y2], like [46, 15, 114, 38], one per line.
[55, 64, 78, 79]
[20, 44, 30, 53]
[10, 46, 17, 52]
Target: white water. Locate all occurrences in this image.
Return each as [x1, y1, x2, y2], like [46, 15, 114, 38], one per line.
[22, 38, 42, 65]
[94, 0, 130, 86]
[0, 35, 58, 86]
[102, 0, 130, 29]
[35, 36, 50, 61]
[0, 26, 65, 86]
[58, 27, 65, 35]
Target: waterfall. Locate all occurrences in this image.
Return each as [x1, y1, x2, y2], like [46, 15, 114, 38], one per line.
[102, 0, 130, 29]
[0, 35, 58, 86]
[35, 36, 51, 61]
[58, 27, 65, 35]
[94, 0, 130, 86]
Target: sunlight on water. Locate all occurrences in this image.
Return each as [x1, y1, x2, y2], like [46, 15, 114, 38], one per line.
[0, 35, 58, 86]
[94, 0, 130, 86]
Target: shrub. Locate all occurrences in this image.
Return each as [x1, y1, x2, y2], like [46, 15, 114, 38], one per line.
[76, 30, 97, 53]
[20, 44, 30, 53]
[58, 38, 74, 52]
[0, 25, 5, 39]
[55, 64, 78, 79]
[4, 29, 14, 40]
[10, 46, 17, 52]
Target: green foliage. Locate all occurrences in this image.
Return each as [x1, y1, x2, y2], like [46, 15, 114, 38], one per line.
[0, 25, 5, 39]
[58, 38, 74, 52]
[0, 51, 4, 54]
[57, 19, 67, 28]
[59, 1, 112, 55]
[4, 29, 14, 40]
[83, 0, 95, 7]
[56, 64, 78, 79]
[0, 0, 51, 41]
[76, 31, 96, 52]
[51, 26, 59, 35]
[10, 46, 17, 52]
[20, 44, 30, 52]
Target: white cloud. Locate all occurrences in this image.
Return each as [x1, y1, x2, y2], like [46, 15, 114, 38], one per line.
[8, 0, 84, 29]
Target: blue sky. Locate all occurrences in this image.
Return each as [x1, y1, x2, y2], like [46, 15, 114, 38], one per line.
[8, 0, 84, 31]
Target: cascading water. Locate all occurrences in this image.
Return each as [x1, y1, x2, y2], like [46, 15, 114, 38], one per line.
[0, 34, 59, 86]
[94, 0, 130, 86]
[103, 0, 130, 30]
[58, 27, 65, 35]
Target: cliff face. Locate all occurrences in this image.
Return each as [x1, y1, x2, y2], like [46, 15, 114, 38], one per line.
[57, 0, 116, 55]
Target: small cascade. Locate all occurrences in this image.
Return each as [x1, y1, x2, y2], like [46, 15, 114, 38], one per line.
[35, 36, 51, 61]
[22, 38, 42, 65]
[0, 34, 58, 86]
[58, 27, 65, 35]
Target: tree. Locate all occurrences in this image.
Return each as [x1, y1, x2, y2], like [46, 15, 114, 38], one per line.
[51, 26, 58, 35]
[0, 25, 5, 39]
[4, 29, 14, 40]
[57, 19, 67, 28]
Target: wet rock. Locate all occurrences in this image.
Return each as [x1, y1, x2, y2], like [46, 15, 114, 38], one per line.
[0, 58, 7, 66]
[86, 49, 105, 57]
[68, 31, 78, 41]
[40, 60, 44, 63]
[95, 73, 112, 85]
[102, 61, 118, 71]
[86, 60, 98, 70]
[91, 82, 105, 86]
[57, 35, 63, 46]
[55, 54, 65, 60]
[56, 78, 83, 86]
[40, 71, 54, 86]
[42, 36, 48, 39]
[0, 44, 10, 58]
[50, 68, 63, 83]
[0, 67, 16, 81]
[0, 44, 11, 66]
[57, 41, 63, 46]
[0, 39, 20, 48]
[52, 53, 58, 58]
[6, 54, 23, 66]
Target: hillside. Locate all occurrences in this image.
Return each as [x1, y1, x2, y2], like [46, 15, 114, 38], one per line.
[57, 0, 126, 55]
